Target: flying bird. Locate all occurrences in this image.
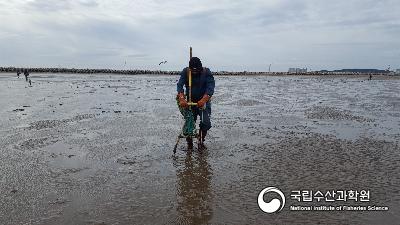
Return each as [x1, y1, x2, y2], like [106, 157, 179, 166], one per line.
[159, 60, 167, 65]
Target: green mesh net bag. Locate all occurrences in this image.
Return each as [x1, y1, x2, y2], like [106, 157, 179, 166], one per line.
[176, 96, 196, 137]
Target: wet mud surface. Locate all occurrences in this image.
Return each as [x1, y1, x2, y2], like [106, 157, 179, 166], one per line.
[1, 73, 399, 224]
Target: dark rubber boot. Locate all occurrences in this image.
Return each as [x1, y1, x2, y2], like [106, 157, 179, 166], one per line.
[198, 130, 207, 151]
[186, 137, 193, 150]
[201, 130, 207, 142]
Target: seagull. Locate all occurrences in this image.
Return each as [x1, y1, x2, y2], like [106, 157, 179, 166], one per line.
[159, 60, 167, 65]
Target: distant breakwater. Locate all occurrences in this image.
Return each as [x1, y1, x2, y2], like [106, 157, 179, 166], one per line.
[0, 66, 392, 76]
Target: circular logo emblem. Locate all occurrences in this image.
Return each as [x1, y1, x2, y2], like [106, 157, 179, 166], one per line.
[258, 187, 285, 213]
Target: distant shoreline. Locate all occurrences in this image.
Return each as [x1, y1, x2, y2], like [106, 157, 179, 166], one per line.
[1, 66, 399, 77]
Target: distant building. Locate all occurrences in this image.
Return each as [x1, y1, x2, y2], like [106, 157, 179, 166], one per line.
[288, 68, 307, 73]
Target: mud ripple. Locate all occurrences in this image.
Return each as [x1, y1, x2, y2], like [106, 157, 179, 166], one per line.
[16, 138, 53, 151]
[306, 106, 374, 122]
[28, 114, 95, 130]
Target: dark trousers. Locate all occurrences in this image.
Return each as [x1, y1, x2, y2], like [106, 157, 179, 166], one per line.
[191, 102, 212, 131]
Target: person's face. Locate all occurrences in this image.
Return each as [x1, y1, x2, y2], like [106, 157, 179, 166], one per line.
[191, 67, 202, 75]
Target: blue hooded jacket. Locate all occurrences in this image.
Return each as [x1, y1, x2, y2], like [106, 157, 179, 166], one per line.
[177, 67, 215, 102]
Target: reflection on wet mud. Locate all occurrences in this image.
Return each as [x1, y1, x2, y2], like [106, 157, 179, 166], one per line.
[173, 152, 213, 225]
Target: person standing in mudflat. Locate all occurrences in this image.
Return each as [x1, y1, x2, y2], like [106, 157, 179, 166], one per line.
[24, 69, 29, 82]
[177, 57, 215, 150]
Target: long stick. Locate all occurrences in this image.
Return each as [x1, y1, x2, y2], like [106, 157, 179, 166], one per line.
[188, 47, 193, 108]
[174, 47, 194, 154]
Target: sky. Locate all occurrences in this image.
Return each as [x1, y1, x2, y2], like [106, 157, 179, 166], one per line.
[0, 0, 399, 72]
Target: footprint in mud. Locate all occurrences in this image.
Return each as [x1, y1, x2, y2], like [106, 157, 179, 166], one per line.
[29, 120, 64, 130]
[210, 93, 232, 104]
[231, 99, 263, 106]
[116, 156, 153, 169]
[116, 157, 136, 165]
[61, 168, 88, 174]
[85, 221, 108, 225]
[49, 198, 70, 205]
[28, 114, 95, 130]
[16, 138, 55, 151]
[71, 114, 95, 121]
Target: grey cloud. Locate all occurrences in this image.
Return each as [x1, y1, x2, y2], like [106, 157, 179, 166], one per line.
[126, 53, 149, 58]
[78, 0, 99, 7]
[172, 9, 226, 38]
[26, 0, 72, 12]
[252, 1, 310, 27]
[312, 42, 396, 47]
[34, 17, 155, 50]
[1, 0, 400, 71]
[25, 0, 98, 12]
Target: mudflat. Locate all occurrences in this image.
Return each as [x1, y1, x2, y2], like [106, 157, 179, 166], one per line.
[1, 73, 399, 224]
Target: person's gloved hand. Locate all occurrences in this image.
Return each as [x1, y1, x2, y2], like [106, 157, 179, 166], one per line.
[177, 92, 188, 108]
[197, 94, 210, 108]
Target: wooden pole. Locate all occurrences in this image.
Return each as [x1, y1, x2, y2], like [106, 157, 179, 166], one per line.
[188, 47, 193, 106]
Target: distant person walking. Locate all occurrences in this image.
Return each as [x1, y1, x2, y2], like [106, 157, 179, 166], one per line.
[24, 69, 29, 82]
[17, 69, 21, 78]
